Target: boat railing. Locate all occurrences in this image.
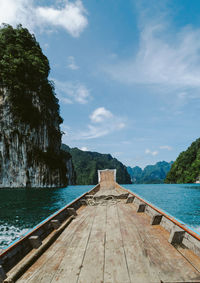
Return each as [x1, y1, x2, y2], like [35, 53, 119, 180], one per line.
[116, 183, 200, 258]
[0, 184, 100, 275]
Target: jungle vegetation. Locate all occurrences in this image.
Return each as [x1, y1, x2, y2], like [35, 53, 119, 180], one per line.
[61, 144, 131, 185]
[165, 138, 200, 183]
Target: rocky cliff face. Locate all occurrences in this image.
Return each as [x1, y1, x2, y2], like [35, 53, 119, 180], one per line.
[0, 87, 70, 188]
[0, 24, 76, 188]
[65, 158, 76, 185]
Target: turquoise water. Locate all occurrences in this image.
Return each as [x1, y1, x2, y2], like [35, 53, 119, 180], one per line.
[124, 184, 200, 228]
[0, 186, 92, 249]
[0, 184, 200, 249]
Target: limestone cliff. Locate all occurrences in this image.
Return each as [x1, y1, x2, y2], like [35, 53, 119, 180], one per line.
[0, 24, 74, 188]
[65, 157, 76, 185]
[0, 87, 69, 188]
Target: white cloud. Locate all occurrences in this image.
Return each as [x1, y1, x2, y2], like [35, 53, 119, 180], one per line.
[78, 124, 110, 139]
[90, 107, 113, 123]
[145, 149, 158, 156]
[54, 80, 90, 104]
[74, 84, 90, 104]
[0, 0, 88, 37]
[106, 11, 200, 101]
[68, 107, 126, 140]
[0, 0, 34, 28]
[67, 56, 79, 70]
[59, 96, 73, 104]
[159, 145, 172, 151]
[37, 1, 88, 37]
[80, 146, 88, 151]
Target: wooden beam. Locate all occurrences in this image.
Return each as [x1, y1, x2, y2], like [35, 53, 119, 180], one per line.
[126, 195, 135, 203]
[169, 227, 185, 245]
[67, 208, 77, 216]
[29, 236, 42, 249]
[51, 219, 61, 229]
[137, 203, 146, 213]
[150, 214, 163, 225]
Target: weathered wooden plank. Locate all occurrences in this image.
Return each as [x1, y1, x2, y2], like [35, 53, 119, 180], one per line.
[117, 203, 161, 283]
[104, 204, 130, 283]
[118, 203, 200, 283]
[51, 206, 97, 283]
[17, 206, 94, 283]
[177, 246, 200, 273]
[95, 189, 116, 197]
[14, 178, 200, 283]
[78, 205, 107, 283]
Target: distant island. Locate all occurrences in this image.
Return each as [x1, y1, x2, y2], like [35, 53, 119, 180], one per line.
[61, 144, 131, 185]
[127, 161, 173, 184]
[165, 138, 200, 183]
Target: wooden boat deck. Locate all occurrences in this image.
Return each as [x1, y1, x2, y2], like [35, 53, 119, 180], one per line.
[2, 170, 200, 283]
[17, 195, 200, 283]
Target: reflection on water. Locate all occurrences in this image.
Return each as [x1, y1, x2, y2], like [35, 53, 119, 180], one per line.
[0, 184, 200, 249]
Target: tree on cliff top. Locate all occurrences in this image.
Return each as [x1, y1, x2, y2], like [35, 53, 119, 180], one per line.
[0, 24, 62, 127]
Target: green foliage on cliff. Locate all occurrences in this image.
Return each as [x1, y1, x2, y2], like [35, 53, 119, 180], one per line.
[127, 166, 143, 183]
[0, 24, 62, 127]
[0, 24, 69, 187]
[165, 138, 200, 183]
[127, 161, 173, 184]
[61, 144, 131, 185]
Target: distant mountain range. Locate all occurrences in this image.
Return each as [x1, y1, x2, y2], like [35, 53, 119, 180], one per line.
[127, 161, 173, 184]
[61, 144, 131, 185]
[165, 138, 200, 183]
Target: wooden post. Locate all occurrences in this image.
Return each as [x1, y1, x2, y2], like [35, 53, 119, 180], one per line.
[137, 203, 146, 213]
[29, 236, 42, 249]
[126, 195, 135, 203]
[150, 213, 163, 225]
[51, 219, 61, 229]
[67, 208, 77, 216]
[133, 197, 146, 212]
[168, 226, 185, 245]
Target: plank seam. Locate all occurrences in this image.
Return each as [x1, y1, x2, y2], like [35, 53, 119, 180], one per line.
[176, 248, 200, 274]
[49, 208, 94, 283]
[76, 206, 97, 283]
[116, 203, 131, 283]
[117, 204, 161, 282]
[24, 209, 91, 283]
[103, 203, 108, 283]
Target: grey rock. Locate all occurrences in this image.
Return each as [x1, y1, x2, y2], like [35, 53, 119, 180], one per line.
[0, 88, 75, 188]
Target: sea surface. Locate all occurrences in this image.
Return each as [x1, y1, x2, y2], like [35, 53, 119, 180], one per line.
[0, 184, 200, 249]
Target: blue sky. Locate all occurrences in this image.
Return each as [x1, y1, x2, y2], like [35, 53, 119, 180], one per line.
[1, 0, 200, 168]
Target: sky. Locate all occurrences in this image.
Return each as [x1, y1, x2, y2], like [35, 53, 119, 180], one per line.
[0, 0, 200, 168]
